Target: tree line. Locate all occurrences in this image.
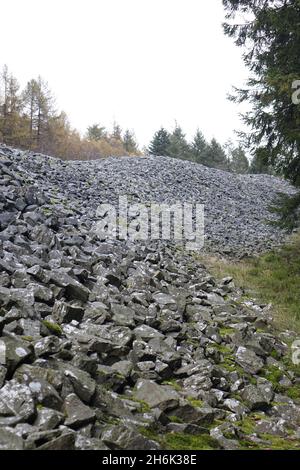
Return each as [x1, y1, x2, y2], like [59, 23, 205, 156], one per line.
[148, 125, 252, 174]
[0, 62, 273, 177]
[0, 65, 140, 160]
[0, 63, 252, 173]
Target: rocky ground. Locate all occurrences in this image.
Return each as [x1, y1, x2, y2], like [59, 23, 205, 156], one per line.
[0, 144, 300, 450]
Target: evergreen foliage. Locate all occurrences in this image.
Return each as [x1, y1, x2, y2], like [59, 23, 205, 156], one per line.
[148, 127, 170, 156]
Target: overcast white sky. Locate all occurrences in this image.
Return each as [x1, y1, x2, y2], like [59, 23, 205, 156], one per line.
[0, 0, 248, 147]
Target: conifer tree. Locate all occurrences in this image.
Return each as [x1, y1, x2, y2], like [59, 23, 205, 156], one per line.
[205, 138, 228, 170]
[223, 0, 300, 185]
[123, 129, 139, 154]
[250, 148, 272, 175]
[168, 124, 191, 160]
[112, 121, 122, 141]
[0, 66, 25, 146]
[230, 146, 249, 174]
[148, 127, 170, 156]
[86, 124, 106, 141]
[191, 129, 208, 164]
[22, 76, 54, 150]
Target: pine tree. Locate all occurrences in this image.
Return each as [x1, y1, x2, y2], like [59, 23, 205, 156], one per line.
[191, 129, 208, 164]
[148, 127, 170, 156]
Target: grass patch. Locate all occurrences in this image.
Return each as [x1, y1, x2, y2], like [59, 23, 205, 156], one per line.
[219, 327, 235, 337]
[125, 396, 151, 413]
[41, 207, 52, 216]
[286, 386, 300, 401]
[103, 416, 120, 425]
[239, 435, 299, 450]
[270, 349, 282, 360]
[219, 353, 258, 385]
[263, 365, 282, 382]
[237, 415, 300, 450]
[139, 428, 219, 450]
[199, 233, 300, 333]
[164, 433, 219, 450]
[186, 397, 204, 408]
[209, 343, 233, 355]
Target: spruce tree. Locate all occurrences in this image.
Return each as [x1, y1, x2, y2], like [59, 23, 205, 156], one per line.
[148, 127, 170, 156]
[250, 148, 272, 175]
[205, 138, 228, 170]
[112, 121, 122, 141]
[167, 125, 191, 160]
[87, 124, 106, 141]
[223, 0, 300, 185]
[191, 129, 208, 164]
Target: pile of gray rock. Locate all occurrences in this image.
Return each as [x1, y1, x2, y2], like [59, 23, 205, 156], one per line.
[0, 145, 299, 450]
[2, 145, 295, 256]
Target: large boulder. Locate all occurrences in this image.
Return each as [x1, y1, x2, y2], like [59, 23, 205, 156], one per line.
[135, 379, 180, 411]
[241, 384, 273, 411]
[235, 346, 264, 375]
[58, 363, 96, 403]
[63, 393, 96, 429]
[101, 425, 160, 450]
